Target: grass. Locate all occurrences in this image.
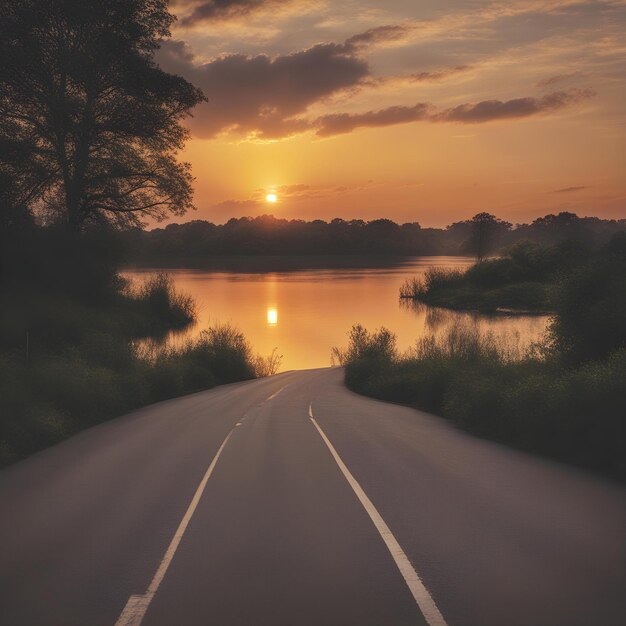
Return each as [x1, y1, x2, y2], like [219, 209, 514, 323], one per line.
[400, 266, 552, 313]
[334, 322, 626, 481]
[399, 240, 593, 314]
[126, 273, 197, 333]
[337, 231, 626, 482]
[0, 271, 281, 466]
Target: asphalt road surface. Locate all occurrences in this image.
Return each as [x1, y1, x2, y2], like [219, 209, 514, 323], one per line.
[1, 368, 625, 626]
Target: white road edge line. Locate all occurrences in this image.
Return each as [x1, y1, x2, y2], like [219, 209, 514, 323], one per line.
[114, 430, 235, 626]
[267, 384, 288, 401]
[308, 403, 448, 626]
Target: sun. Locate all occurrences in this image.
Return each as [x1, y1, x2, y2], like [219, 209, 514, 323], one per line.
[265, 192, 277, 203]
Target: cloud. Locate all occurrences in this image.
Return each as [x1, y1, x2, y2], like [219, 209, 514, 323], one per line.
[316, 104, 432, 137]
[178, 0, 291, 26]
[210, 199, 263, 214]
[156, 28, 471, 140]
[253, 182, 356, 200]
[434, 89, 594, 123]
[312, 89, 593, 137]
[195, 45, 367, 138]
[552, 185, 589, 193]
[157, 33, 376, 139]
[369, 65, 471, 89]
[343, 24, 414, 50]
[225, 181, 379, 211]
[158, 25, 595, 141]
[536, 72, 583, 90]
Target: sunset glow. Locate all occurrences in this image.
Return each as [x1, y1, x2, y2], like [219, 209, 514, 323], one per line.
[4, 4, 624, 625]
[161, 1, 625, 226]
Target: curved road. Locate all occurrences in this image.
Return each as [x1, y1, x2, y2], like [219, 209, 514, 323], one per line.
[1, 368, 625, 626]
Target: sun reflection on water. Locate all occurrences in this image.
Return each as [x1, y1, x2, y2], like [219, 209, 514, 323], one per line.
[267, 307, 278, 326]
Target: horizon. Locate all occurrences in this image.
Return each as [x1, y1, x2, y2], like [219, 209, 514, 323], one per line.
[157, 0, 626, 227]
[145, 208, 625, 230]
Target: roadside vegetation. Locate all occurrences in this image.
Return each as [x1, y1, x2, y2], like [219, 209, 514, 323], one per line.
[0, 0, 286, 466]
[335, 234, 626, 481]
[0, 228, 281, 467]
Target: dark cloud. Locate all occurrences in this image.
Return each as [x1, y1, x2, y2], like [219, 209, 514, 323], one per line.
[156, 39, 196, 74]
[313, 89, 593, 137]
[179, 0, 289, 26]
[158, 37, 370, 138]
[158, 30, 594, 140]
[435, 89, 594, 123]
[316, 104, 431, 137]
[552, 186, 589, 194]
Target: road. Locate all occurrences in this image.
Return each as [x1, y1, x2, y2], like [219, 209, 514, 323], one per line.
[1, 368, 625, 626]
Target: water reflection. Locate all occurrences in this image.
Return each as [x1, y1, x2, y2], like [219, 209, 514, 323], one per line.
[123, 256, 550, 371]
[267, 307, 278, 326]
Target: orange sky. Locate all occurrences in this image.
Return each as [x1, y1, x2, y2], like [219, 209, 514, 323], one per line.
[157, 0, 626, 227]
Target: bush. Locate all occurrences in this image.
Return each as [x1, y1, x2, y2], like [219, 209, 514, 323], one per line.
[128, 272, 197, 333]
[0, 301, 273, 466]
[547, 238, 626, 363]
[335, 321, 626, 481]
[332, 324, 397, 365]
[399, 240, 598, 313]
[180, 324, 255, 383]
[1, 225, 280, 467]
[252, 348, 283, 377]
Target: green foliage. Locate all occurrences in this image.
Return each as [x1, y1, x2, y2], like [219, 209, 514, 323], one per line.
[0, 268, 279, 466]
[462, 212, 512, 261]
[547, 234, 626, 363]
[401, 239, 598, 313]
[128, 273, 197, 332]
[335, 318, 626, 481]
[400, 268, 464, 299]
[332, 324, 397, 365]
[122, 212, 626, 261]
[0, 317, 271, 464]
[0, 0, 205, 230]
[150, 323, 257, 387]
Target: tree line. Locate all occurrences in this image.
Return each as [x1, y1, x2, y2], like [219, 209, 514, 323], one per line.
[122, 212, 626, 262]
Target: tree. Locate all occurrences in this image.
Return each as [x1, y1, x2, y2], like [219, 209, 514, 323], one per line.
[464, 212, 512, 261]
[549, 233, 626, 363]
[0, 0, 205, 231]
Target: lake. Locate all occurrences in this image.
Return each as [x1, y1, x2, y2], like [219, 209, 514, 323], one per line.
[123, 256, 550, 371]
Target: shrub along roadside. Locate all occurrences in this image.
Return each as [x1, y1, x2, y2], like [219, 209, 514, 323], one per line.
[0, 268, 281, 466]
[384, 235, 626, 478]
[334, 323, 626, 481]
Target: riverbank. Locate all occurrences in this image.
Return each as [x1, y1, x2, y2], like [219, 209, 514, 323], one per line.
[399, 240, 592, 314]
[0, 229, 279, 466]
[335, 325, 626, 481]
[335, 234, 626, 481]
[0, 276, 275, 466]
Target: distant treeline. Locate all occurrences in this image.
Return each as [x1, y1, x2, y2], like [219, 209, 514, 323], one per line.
[123, 212, 626, 262]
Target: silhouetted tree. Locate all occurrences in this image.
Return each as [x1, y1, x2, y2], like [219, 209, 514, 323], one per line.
[549, 233, 626, 363]
[464, 212, 512, 261]
[0, 0, 205, 231]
